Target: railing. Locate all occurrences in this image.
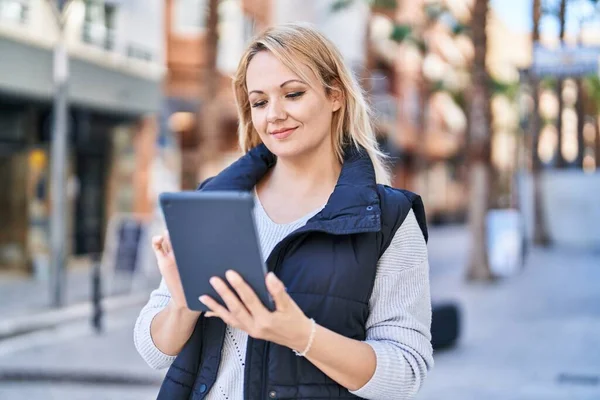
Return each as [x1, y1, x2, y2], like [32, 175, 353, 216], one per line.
[0, 0, 29, 25]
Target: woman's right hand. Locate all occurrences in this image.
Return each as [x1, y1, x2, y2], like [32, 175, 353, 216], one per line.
[152, 232, 201, 317]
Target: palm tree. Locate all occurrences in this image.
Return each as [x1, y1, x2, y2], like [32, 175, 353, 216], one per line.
[584, 76, 600, 165]
[465, 0, 493, 281]
[180, 0, 220, 190]
[197, 0, 221, 183]
[555, 0, 568, 168]
[530, 0, 551, 246]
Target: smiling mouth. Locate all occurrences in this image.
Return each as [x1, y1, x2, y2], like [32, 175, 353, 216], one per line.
[270, 127, 297, 139]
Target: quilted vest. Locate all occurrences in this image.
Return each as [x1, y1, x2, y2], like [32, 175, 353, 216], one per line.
[157, 144, 427, 400]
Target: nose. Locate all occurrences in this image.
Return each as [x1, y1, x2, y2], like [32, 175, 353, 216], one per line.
[266, 99, 287, 124]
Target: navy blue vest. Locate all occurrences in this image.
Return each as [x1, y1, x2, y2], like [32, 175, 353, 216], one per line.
[157, 144, 428, 400]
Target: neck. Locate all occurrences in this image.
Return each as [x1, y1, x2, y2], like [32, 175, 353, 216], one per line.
[267, 142, 341, 196]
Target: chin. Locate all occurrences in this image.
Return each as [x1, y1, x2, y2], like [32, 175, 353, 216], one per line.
[265, 141, 305, 158]
[263, 139, 311, 160]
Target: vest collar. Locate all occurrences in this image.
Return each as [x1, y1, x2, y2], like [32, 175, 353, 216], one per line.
[200, 143, 381, 234]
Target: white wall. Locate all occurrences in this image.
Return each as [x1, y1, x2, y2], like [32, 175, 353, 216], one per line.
[0, 0, 58, 48]
[273, 0, 368, 70]
[117, 0, 165, 66]
[0, 0, 165, 79]
[517, 171, 600, 250]
[217, 0, 245, 75]
[274, 0, 317, 24]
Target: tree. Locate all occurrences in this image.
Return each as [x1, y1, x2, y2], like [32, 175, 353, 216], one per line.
[198, 0, 221, 180]
[584, 75, 600, 166]
[555, 0, 568, 168]
[530, 0, 551, 246]
[180, 0, 220, 190]
[575, 0, 600, 168]
[465, 0, 493, 281]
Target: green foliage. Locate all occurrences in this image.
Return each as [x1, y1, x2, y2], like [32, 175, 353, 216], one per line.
[372, 0, 397, 9]
[452, 23, 469, 35]
[583, 74, 600, 111]
[331, 0, 355, 12]
[489, 77, 520, 100]
[331, 0, 397, 12]
[430, 80, 447, 93]
[390, 24, 412, 43]
[407, 36, 428, 53]
[451, 89, 468, 111]
[540, 76, 558, 90]
[424, 1, 447, 21]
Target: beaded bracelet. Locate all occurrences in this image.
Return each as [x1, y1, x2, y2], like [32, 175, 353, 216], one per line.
[293, 318, 316, 357]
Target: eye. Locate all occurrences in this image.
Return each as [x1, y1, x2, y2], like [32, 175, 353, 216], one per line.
[286, 91, 305, 99]
[251, 100, 267, 108]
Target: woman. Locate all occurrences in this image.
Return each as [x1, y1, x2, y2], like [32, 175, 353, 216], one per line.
[135, 23, 433, 400]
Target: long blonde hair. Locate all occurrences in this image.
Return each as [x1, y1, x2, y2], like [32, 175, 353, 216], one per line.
[232, 22, 390, 185]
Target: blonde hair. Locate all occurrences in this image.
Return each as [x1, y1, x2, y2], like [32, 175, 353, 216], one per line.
[232, 22, 390, 185]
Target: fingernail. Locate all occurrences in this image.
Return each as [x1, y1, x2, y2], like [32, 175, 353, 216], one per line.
[199, 296, 207, 303]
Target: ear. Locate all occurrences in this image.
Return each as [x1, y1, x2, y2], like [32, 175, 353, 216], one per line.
[330, 85, 343, 113]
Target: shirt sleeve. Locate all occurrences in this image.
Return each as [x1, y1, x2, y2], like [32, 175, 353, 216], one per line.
[133, 278, 178, 370]
[349, 209, 434, 400]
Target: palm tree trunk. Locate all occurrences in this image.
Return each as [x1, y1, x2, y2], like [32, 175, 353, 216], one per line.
[596, 115, 600, 167]
[531, 0, 551, 246]
[555, 0, 567, 168]
[576, 78, 586, 168]
[198, 0, 220, 182]
[466, 0, 493, 281]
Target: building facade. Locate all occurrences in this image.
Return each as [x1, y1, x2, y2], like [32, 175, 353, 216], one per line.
[0, 0, 165, 274]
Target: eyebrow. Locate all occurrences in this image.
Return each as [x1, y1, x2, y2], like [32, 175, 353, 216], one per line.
[248, 79, 308, 96]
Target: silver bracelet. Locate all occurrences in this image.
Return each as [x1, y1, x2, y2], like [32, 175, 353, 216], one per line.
[293, 318, 316, 357]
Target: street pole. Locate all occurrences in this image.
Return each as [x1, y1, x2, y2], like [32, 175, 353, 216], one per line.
[48, 0, 72, 308]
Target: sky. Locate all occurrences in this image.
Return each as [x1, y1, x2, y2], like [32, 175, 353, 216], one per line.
[491, 0, 600, 38]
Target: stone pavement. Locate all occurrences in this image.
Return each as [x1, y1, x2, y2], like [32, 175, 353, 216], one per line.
[0, 307, 164, 400]
[0, 261, 161, 320]
[0, 225, 598, 399]
[420, 225, 600, 400]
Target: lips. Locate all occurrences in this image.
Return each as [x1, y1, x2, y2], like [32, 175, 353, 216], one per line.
[270, 127, 297, 140]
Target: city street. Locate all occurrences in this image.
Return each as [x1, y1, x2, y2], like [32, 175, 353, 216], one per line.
[0, 225, 599, 399]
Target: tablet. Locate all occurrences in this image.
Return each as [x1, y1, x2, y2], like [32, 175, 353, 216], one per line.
[159, 191, 273, 313]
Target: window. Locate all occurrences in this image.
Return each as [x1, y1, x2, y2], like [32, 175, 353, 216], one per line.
[0, 0, 29, 24]
[173, 0, 207, 35]
[82, 0, 117, 50]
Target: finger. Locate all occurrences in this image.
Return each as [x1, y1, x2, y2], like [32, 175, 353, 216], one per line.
[226, 270, 267, 317]
[210, 277, 254, 326]
[162, 231, 172, 254]
[199, 295, 235, 325]
[265, 272, 289, 312]
[151, 236, 166, 257]
[152, 235, 162, 248]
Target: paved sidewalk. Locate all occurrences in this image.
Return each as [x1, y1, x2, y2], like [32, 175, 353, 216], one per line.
[0, 307, 164, 400]
[0, 266, 159, 320]
[0, 256, 161, 340]
[420, 226, 600, 400]
[1, 225, 598, 399]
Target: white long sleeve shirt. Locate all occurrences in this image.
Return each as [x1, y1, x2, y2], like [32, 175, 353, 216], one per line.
[134, 200, 433, 400]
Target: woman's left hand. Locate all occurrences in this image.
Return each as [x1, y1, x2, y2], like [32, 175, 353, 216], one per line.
[200, 270, 313, 352]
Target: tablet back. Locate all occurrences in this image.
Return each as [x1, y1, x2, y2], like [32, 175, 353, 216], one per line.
[159, 191, 272, 312]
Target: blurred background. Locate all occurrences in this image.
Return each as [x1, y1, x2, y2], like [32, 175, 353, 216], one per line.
[0, 0, 599, 399]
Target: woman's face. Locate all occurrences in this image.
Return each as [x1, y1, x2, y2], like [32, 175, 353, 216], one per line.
[246, 51, 341, 160]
